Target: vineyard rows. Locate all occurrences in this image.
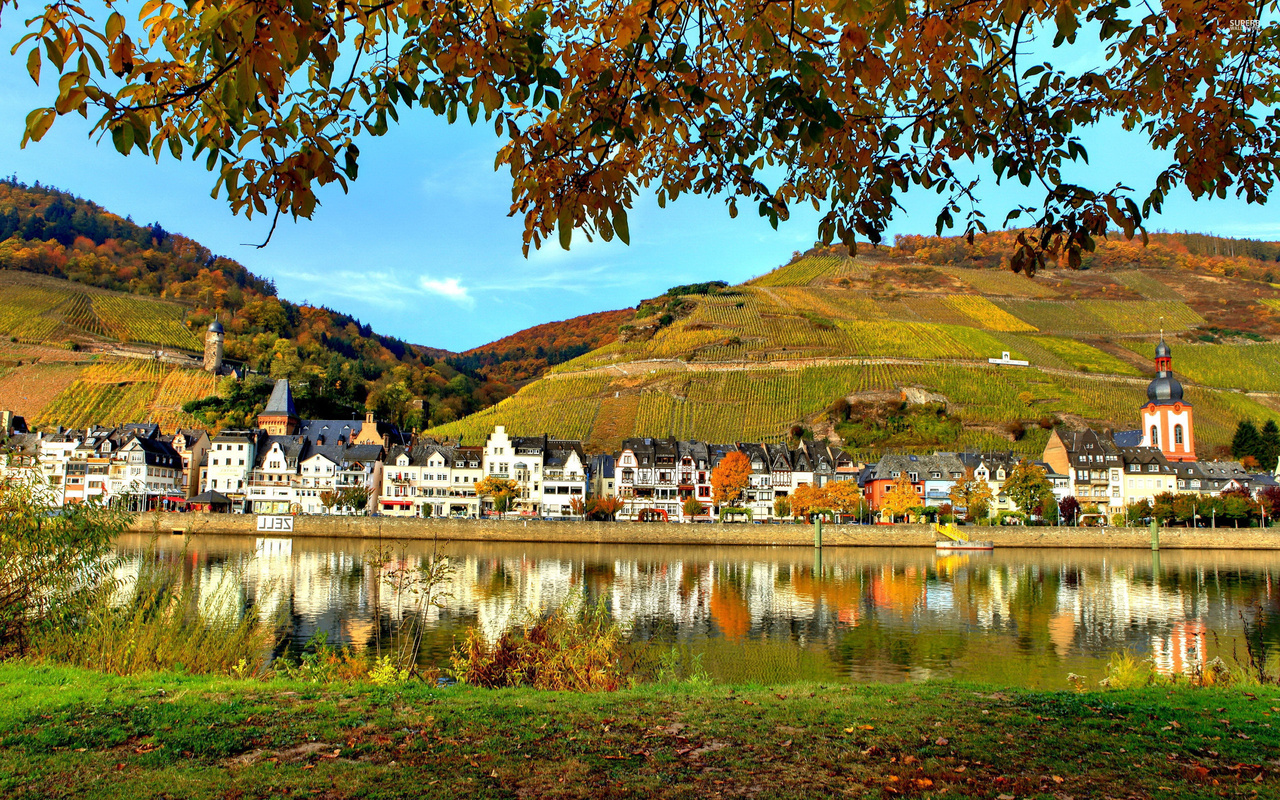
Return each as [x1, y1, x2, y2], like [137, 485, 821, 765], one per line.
[434, 355, 1280, 454]
[943, 295, 1038, 332]
[1122, 341, 1280, 393]
[0, 285, 70, 342]
[0, 273, 201, 350]
[751, 256, 845, 286]
[426, 374, 611, 444]
[92, 295, 202, 350]
[31, 360, 214, 431]
[995, 299, 1203, 335]
[896, 297, 971, 326]
[772, 287, 887, 321]
[942, 268, 1061, 297]
[1030, 336, 1141, 375]
[1114, 271, 1185, 301]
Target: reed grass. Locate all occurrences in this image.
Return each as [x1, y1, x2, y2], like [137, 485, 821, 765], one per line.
[32, 540, 279, 676]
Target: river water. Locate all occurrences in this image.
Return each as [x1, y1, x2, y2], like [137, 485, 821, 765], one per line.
[115, 533, 1280, 689]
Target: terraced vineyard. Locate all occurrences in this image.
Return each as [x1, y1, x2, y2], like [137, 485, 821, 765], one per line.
[92, 295, 202, 350]
[31, 360, 217, 431]
[436, 254, 1280, 457]
[430, 358, 1280, 454]
[943, 295, 1038, 331]
[749, 256, 846, 286]
[0, 271, 201, 350]
[943, 267, 1061, 297]
[995, 299, 1204, 335]
[1123, 341, 1280, 393]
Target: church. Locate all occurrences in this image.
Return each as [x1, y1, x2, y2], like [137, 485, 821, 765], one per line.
[1041, 337, 1255, 514]
[1138, 337, 1196, 461]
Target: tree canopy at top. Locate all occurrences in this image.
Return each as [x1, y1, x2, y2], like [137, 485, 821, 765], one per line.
[9, 0, 1279, 269]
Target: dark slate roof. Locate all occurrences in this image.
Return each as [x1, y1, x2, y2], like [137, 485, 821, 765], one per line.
[1117, 446, 1175, 473]
[1147, 371, 1186, 405]
[589, 454, 615, 479]
[129, 437, 182, 468]
[263, 379, 298, 417]
[208, 320, 225, 334]
[304, 443, 348, 467]
[1112, 429, 1143, 448]
[212, 428, 260, 443]
[119, 422, 160, 440]
[1251, 473, 1280, 489]
[297, 419, 359, 446]
[343, 444, 385, 465]
[3, 432, 41, 456]
[545, 442, 586, 469]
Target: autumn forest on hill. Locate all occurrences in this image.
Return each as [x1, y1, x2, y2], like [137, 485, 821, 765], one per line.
[0, 179, 628, 429]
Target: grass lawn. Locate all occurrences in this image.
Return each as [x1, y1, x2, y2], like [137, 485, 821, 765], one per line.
[1, 665, 1278, 798]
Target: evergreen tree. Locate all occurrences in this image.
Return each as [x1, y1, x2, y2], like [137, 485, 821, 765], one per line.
[1231, 419, 1263, 464]
[1261, 419, 1280, 473]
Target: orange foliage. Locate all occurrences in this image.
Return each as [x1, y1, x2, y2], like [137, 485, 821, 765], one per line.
[710, 451, 751, 507]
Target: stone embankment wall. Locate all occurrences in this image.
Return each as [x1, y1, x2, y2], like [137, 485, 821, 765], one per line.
[129, 513, 1280, 549]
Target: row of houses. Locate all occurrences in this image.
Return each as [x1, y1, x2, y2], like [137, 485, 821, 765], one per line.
[2, 339, 1275, 520]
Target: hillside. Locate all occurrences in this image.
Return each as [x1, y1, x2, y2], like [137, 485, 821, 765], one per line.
[448, 308, 635, 384]
[425, 237, 1280, 459]
[0, 179, 609, 432]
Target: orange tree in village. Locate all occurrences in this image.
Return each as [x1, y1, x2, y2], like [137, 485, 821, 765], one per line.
[710, 451, 751, 511]
[880, 472, 922, 522]
[10, 0, 1279, 268]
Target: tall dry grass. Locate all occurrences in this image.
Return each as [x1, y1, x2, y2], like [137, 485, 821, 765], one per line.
[33, 542, 279, 676]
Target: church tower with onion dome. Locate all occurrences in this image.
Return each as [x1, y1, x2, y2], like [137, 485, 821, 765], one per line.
[1139, 337, 1196, 461]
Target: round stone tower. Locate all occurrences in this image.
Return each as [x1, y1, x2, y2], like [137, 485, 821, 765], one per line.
[203, 319, 225, 373]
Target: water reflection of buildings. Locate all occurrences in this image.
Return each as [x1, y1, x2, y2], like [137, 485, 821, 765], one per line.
[111, 536, 1277, 683]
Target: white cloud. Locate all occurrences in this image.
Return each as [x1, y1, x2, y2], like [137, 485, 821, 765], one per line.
[419, 275, 474, 307]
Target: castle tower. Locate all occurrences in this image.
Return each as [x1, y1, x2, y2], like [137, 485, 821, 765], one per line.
[203, 319, 225, 373]
[258, 379, 299, 435]
[1140, 337, 1196, 461]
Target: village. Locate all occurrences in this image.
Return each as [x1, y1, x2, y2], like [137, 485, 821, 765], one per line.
[2, 325, 1275, 527]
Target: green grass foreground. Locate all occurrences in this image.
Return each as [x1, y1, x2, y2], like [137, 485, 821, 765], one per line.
[2, 666, 1279, 799]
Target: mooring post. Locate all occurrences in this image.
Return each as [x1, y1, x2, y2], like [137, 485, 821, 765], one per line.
[1150, 518, 1159, 552]
[814, 517, 823, 549]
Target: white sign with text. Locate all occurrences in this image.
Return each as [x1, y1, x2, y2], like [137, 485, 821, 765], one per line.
[256, 515, 294, 532]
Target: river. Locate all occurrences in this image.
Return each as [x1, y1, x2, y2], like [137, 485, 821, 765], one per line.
[114, 533, 1280, 689]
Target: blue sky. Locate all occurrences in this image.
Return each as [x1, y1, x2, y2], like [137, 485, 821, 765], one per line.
[2, 26, 1279, 351]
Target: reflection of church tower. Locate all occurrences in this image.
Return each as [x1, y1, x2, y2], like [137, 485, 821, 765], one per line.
[258, 379, 299, 435]
[1140, 337, 1196, 461]
[203, 319, 224, 373]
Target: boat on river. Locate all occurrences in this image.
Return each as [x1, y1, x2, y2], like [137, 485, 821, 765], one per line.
[935, 539, 995, 551]
[934, 522, 995, 551]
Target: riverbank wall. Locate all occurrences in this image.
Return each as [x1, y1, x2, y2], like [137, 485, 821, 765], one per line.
[128, 513, 1280, 549]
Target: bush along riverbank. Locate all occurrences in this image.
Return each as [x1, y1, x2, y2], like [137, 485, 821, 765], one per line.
[1, 664, 1278, 799]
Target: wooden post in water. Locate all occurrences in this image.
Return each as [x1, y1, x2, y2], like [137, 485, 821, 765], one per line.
[814, 517, 824, 578]
[1150, 518, 1159, 552]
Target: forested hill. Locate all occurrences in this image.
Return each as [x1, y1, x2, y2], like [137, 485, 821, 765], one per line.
[449, 309, 636, 384]
[0, 178, 523, 428]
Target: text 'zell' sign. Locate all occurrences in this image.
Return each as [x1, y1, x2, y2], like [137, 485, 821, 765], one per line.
[256, 515, 294, 532]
